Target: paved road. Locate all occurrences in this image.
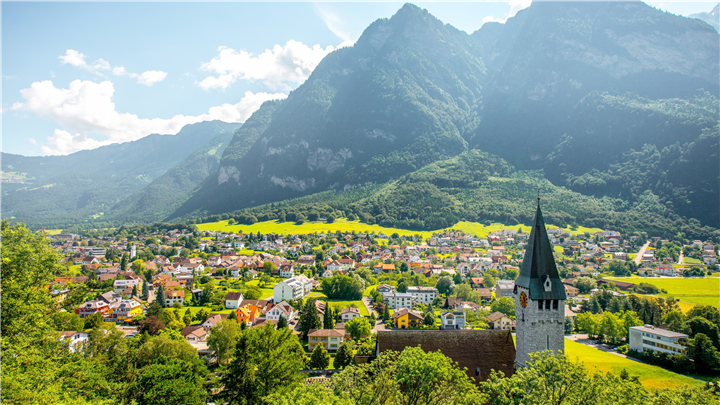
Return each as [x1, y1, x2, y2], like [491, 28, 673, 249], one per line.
[361, 296, 378, 317]
[678, 249, 684, 265]
[634, 242, 650, 266]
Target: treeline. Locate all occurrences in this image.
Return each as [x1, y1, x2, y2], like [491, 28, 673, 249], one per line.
[188, 150, 720, 241]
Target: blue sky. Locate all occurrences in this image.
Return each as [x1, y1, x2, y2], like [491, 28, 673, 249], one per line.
[2, 1, 716, 156]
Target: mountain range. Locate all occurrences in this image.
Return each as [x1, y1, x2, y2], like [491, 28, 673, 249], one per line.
[2, 2, 719, 238]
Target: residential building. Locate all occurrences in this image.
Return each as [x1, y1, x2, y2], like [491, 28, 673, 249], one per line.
[164, 290, 185, 306]
[112, 300, 142, 322]
[181, 326, 208, 344]
[440, 311, 466, 330]
[488, 311, 515, 330]
[308, 329, 344, 351]
[376, 284, 395, 294]
[407, 286, 438, 305]
[392, 308, 423, 329]
[495, 280, 515, 299]
[629, 325, 689, 356]
[224, 292, 244, 309]
[340, 307, 361, 322]
[274, 278, 305, 302]
[77, 300, 111, 318]
[381, 292, 413, 310]
[279, 264, 295, 278]
[265, 301, 297, 322]
[113, 279, 141, 294]
[59, 331, 89, 353]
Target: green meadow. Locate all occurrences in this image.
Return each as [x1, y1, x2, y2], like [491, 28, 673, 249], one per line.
[607, 277, 720, 308]
[564, 339, 704, 389]
[196, 218, 603, 240]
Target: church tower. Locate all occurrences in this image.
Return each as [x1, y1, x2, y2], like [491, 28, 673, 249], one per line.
[514, 199, 567, 367]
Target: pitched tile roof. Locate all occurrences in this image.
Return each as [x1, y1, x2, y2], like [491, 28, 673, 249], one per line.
[376, 330, 515, 383]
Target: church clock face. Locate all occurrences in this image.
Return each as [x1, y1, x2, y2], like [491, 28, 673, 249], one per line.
[519, 291, 528, 308]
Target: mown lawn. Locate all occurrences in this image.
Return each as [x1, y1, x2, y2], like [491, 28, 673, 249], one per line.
[185, 306, 234, 315]
[196, 219, 604, 240]
[564, 339, 704, 390]
[305, 293, 370, 316]
[245, 279, 275, 300]
[607, 277, 719, 308]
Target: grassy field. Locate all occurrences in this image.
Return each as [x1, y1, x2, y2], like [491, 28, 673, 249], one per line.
[305, 293, 370, 316]
[197, 219, 604, 240]
[44, 229, 62, 235]
[564, 339, 703, 389]
[607, 277, 719, 307]
[185, 306, 234, 316]
[245, 279, 275, 300]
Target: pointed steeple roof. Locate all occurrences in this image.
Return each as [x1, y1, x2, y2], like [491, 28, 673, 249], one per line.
[515, 199, 567, 300]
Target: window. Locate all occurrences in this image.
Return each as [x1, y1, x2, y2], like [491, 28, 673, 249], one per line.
[545, 300, 551, 310]
[552, 300, 558, 310]
[538, 300, 543, 311]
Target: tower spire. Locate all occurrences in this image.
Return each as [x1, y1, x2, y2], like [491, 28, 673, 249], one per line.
[515, 199, 566, 300]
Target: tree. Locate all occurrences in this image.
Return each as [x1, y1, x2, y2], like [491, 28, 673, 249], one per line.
[692, 333, 720, 373]
[120, 253, 128, 271]
[454, 283, 472, 300]
[334, 341, 355, 369]
[182, 309, 193, 326]
[245, 285, 261, 300]
[573, 277, 597, 294]
[133, 358, 208, 405]
[397, 280, 409, 293]
[345, 317, 372, 340]
[308, 344, 330, 370]
[139, 316, 166, 336]
[382, 304, 391, 323]
[195, 308, 210, 323]
[141, 280, 149, 298]
[436, 276, 455, 296]
[482, 274, 496, 288]
[136, 333, 199, 366]
[132, 284, 138, 297]
[218, 323, 304, 403]
[394, 346, 481, 405]
[686, 316, 720, 348]
[156, 284, 166, 308]
[298, 299, 322, 339]
[491, 297, 515, 317]
[218, 334, 258, 405]
[130, 259, 146, 274]
[207, 318, 242, 365]
[323, 305, 335, 329]
[277, 315, 288, 329]
[424, 312, 436, 327]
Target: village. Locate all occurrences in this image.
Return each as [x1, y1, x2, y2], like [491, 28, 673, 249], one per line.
[47, 220, 719, 376]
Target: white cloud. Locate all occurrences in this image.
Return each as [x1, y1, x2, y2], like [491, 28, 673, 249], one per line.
[114, 67, 168, 86]
[508, 0, 532, 19]
[198, 40, 344, 91]
[60, 49, 167, 86]
[59, 49, 111, 75]
[28, 138, 37, 145]
[12, 79, 285, 155]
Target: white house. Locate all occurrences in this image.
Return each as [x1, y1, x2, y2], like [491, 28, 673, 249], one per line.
[629, 325, 688, 356]
[340, 307, 361, 322]
[279, 264, 295, 278]
[265, 301, 297, 322]
[59, 331, 89, 353]
[274, 278, 305, 303]
[440, 311, 466, 330]
[381, 292, 413, 310]
[224, 292, 244, 309]
[113, 279, 141, 294]
[406, 286, 437, 305]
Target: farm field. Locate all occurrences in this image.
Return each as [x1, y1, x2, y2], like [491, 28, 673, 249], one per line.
[564, 339, 703, 389]
[607, 277, 720, 307]
[197, 219, 604, 240]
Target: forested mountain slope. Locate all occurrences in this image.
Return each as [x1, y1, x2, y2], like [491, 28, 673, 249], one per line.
[173, 2, 719, 230]
[1, 121, 239, 228]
